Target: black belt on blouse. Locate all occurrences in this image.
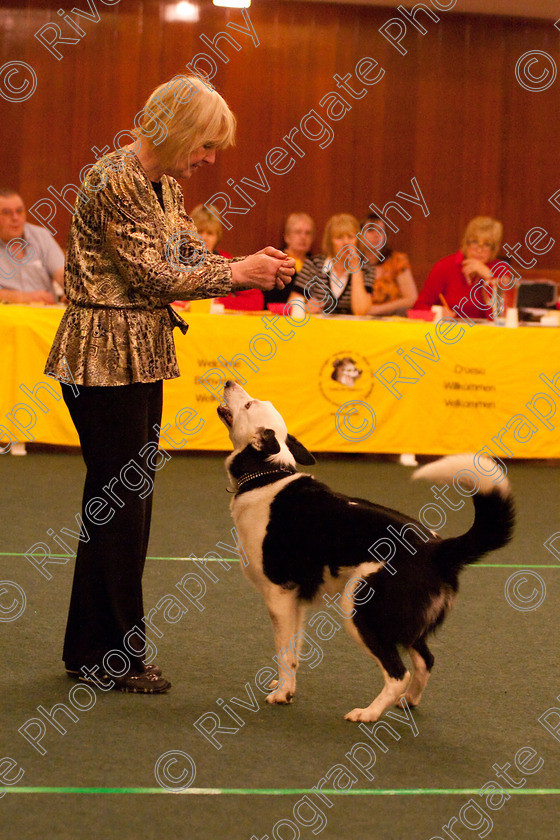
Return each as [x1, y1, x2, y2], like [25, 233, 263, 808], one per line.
[68, 301, 189, 335]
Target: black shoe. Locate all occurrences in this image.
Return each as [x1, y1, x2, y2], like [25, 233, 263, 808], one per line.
[66, 662, 163, 678]
[73, 668, 171, 694]
[108, 671, 171, 694]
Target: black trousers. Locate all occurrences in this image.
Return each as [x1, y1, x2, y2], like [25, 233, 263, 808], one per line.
[61, 380, 163, 672]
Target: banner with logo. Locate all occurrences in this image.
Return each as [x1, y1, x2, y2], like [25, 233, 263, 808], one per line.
[1, 306, 559, 458]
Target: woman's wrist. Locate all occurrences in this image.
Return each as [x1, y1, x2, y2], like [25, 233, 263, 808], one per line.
[230, 261, 250, 290]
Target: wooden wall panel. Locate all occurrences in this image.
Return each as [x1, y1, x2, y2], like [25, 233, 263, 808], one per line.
[1, 0, 559, 287]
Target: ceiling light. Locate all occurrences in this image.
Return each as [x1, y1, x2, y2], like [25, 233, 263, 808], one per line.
[165, 2, 200, 22]
[213, 0, 251, 8]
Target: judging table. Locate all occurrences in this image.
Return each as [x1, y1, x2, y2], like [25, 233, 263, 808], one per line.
[1, 304, 560, 457]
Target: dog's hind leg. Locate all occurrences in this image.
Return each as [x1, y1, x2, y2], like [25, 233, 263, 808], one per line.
[264, 588, 305, 705]
[345, 644, 410, 723]
[397, 638, 434, 708]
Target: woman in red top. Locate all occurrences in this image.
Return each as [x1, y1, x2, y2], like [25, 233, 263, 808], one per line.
[414, 217, 507, 320]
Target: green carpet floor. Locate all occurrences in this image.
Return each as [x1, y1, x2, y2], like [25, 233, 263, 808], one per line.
[1, 452, 559, 839]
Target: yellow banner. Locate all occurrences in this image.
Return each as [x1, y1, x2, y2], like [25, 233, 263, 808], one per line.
[1, 305, 559, 458]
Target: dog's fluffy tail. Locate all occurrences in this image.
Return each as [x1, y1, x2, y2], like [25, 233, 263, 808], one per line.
[412, 454, 515, 574]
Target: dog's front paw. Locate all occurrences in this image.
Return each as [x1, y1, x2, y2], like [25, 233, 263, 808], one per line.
[396, 693, 418, 709]
[266, 689, 294, 705]
[268, 679, 279, 690]
[344, 707, 380, 723]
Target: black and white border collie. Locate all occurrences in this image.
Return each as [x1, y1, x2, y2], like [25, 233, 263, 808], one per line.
[218, 381, 515, 723]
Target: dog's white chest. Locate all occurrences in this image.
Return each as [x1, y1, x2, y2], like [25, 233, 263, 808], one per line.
[230, 476, 302, 581]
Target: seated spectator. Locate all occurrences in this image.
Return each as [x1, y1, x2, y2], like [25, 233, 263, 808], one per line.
[264, 212, 315, 308]
[191, 203, 231, 258]
[191, 204, 264, 312]
[0, 188, 64, 304]
[413, 217, 506, 320]
[359, 213, 417, 314]
[288, 214, 373, 316]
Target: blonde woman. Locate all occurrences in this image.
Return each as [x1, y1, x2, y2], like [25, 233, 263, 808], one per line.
[190, 203, 266, 310]
[45, 75, 294, 693]
[190, 203, 230, 257]
[172, 203, 230, 308]
[413, 216, 505, 319]
[288, 214, 373, 315]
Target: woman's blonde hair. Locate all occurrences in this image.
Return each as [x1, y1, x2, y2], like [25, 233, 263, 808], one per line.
[322, 213, 360, 257]
[461, 216, 503, 259]
[132, 75, 236, 169]
[190, 203, 223, 244]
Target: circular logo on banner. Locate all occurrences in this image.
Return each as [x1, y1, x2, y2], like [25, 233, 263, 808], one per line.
[319, 351, 374, 406]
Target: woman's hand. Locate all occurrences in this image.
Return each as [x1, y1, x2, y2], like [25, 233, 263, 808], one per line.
[462, 258, 493, 283]
[257, 247, 296, 288]
[349, 270, 372, 316]
[230, 248, 295, 291]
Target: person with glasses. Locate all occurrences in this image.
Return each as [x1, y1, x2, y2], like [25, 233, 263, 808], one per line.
[0, 188, 64, 304]
[413, 217, 505, 320]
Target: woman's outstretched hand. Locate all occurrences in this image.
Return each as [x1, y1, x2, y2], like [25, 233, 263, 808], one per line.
[231, 248, 296, 291]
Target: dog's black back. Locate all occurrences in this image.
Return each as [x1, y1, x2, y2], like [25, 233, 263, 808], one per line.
[262, 475, 438, 599]
[262, 472, 514, 655]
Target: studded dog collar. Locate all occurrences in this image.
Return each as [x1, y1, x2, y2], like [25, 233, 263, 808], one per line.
[232, 468, 296, 495]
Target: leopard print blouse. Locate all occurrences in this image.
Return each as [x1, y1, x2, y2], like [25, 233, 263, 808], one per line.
[44, 150, 233, 386]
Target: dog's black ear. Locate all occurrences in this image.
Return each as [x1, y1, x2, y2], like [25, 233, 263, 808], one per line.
[286, 433, 316, 465]
[252, 427, 281, 456]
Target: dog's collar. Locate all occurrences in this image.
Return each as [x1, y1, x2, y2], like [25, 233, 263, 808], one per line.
[233, 467, 296, 495]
